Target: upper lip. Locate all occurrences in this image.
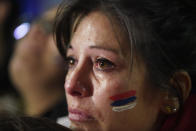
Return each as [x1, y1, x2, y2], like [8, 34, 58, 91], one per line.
[68, 108, 95, 122]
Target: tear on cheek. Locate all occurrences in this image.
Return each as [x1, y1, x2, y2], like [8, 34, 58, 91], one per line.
[109, 90, 137, 112]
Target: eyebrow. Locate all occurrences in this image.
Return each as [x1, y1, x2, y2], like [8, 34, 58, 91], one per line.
[89, 45, 118, 54]
[67, 45, 118, 54]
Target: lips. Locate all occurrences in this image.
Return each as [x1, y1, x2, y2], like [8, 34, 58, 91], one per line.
[68, 108, 95, 122]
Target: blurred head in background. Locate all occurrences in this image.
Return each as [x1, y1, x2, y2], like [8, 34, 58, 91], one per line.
[9, 7, 66, 117]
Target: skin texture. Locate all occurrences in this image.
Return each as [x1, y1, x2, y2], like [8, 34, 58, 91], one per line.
[65, 11, 163, 131]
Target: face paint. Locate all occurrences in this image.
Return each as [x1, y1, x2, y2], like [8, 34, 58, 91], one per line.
[110, 90, 137, 112]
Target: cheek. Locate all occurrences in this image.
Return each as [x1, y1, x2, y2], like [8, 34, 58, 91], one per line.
[92, 77, 131, 113]
[90, 81, 120, 122]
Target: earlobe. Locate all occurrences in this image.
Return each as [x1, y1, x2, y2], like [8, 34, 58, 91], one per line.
[160, 70, 192, 114]
[160, 96, 179, 114]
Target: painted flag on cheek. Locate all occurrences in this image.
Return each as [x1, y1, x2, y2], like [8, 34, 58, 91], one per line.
[110, 90, 137, 112]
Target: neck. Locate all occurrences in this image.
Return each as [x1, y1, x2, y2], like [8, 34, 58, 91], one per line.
[21, 84, 65, 117]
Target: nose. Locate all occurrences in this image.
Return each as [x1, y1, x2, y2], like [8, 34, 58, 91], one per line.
[65, 61, 93, 97]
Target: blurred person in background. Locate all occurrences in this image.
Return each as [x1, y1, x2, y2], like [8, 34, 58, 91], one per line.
[0, 0, 20, 114]
[9, 7, 68, 121]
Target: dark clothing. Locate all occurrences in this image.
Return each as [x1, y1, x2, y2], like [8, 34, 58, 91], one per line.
[0, 113, 71, 131]
[41, 99, 68, 122]
[161, 94, 196, 131]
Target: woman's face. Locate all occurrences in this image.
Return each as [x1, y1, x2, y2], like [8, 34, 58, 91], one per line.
[65, 11, 161, 131]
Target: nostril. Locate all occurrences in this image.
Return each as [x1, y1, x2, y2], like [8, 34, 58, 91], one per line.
[71, 91, 82, 96]
[66, 81, 92, 97]
[67, 85, 91, 97]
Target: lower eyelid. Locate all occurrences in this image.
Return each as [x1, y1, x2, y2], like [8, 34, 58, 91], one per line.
[94, 63, 115, 72]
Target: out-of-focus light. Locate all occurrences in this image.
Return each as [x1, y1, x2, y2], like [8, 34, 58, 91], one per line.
[14, 23, 31, 40]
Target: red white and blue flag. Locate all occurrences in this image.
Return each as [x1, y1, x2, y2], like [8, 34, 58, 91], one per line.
[110, 90, 137, 112]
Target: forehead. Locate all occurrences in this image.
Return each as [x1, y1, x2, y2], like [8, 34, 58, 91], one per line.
[70, 11, 130, 56]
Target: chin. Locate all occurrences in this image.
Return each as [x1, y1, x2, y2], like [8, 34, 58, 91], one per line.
[70, 122, 102, 131]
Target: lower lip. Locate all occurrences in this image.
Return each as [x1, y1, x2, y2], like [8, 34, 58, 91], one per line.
[68, 111, 94, 122]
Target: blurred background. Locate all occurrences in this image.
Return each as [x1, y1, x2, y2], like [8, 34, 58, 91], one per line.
[0, 0, 62, 92]
[0, 0, 67, 120]
[18, 0, 62, 22]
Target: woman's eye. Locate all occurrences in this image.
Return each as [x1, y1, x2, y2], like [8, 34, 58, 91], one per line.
[95, 58, 115, 71]
[65, 56, 76, 69]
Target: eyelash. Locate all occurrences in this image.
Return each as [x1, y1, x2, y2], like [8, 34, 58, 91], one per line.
[65, 56, 76, 69]
[95, 57, 115, 71]
[65, 56, 115, 72]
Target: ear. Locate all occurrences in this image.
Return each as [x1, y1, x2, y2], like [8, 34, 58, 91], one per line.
[160, 71, 192, 114]
[170, 71, 192, 103]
